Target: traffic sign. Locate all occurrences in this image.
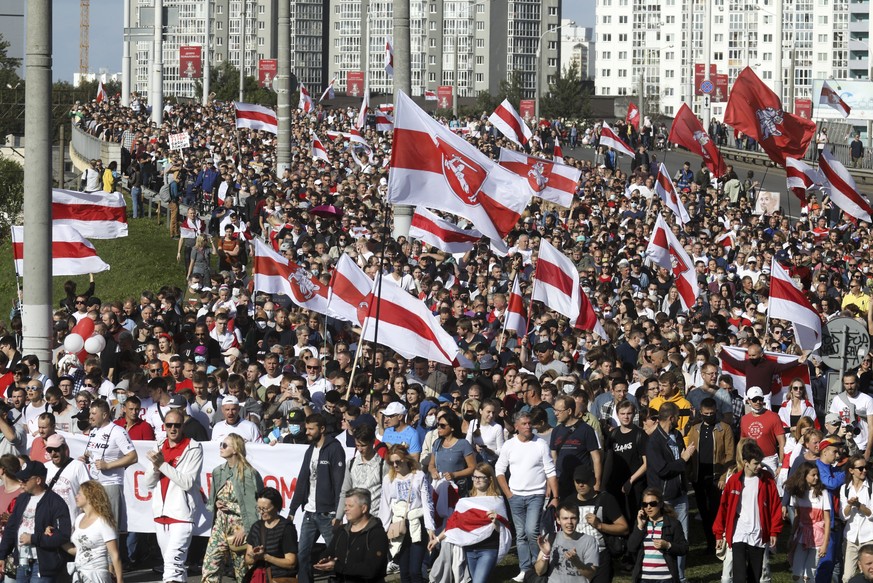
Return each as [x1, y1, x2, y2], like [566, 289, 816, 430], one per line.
[700, 80, 713, 94]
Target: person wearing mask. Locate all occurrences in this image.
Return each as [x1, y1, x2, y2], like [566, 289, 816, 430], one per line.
[713, 442, 782, 583]
[684, 398, 734, 554]
[44, 387, 76, 434]
[645, 401, 694, 583]
[0, 460, 72, 583]
[244, 487, 299, 583]
[143, 408, 204, 583]
[203, 434, 263, 583]
[282, 409, 309, 445]
[628, 487, 688, 583]
[288, 413, 346, 583]
[315, 488, 390, 583]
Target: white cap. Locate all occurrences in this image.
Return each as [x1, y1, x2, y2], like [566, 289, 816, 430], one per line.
[746, 386, 764, 400]
[383, 402, 407, 417]
[221, 395, 240, 407]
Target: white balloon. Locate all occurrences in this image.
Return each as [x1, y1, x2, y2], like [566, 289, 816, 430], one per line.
[84, 335, 106, 355]
[63, 334, 84, 354]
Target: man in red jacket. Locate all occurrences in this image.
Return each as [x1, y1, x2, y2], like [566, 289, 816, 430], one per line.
[713, 441, 782, 583]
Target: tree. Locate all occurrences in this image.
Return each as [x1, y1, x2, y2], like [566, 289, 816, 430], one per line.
[0, 34, 22, 90]
[540, 62, 587, 120]
[498, 70, 525, 110]
[196, 61, 277, 107]
[0, 158, 23, 239]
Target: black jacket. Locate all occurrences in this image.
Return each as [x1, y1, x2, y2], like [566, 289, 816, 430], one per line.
[289, 435, 346, 515]
[324, 517, 389, 583]
[0, 489, 72, 577]
[628, 512, 688, 583]
[645, 426, 688, 501]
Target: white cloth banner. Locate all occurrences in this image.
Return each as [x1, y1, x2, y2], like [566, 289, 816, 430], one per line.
[62, 433, 349, 536]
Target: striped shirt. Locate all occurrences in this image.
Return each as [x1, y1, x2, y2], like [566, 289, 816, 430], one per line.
[641, 519, 671, 581]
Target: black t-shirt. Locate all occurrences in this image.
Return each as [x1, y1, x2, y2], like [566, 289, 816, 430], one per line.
[246, 517, 299, 578]
[607, 426, 646, 489]
[551, 420, 599, 487]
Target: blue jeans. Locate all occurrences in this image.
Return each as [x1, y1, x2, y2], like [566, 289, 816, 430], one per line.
[817, 521, 843, 583]
[130, 186, 142, 218]
[508, 494, 544, 572]
[396, 532, 427, 583]
[298, 511, 335, 583]
[465, 548, 498, 583]
[667, 494, 689, 583]
[15, 562, 54, 583]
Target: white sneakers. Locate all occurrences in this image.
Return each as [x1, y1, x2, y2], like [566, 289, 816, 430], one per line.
[512, 571, 527, 583]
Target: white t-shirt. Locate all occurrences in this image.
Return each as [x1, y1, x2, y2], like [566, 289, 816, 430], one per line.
[84, 423, 136, 485]
[733, 476, 762, 546]
[20, 492, 44, 561]
[494, 435, 556, 497]
[212, 418, 261, 443]
[829, 391, 873, 452]
[46, 459, 92, 524]
[71, 514, 116, 572]
[305, 445, 321, 513]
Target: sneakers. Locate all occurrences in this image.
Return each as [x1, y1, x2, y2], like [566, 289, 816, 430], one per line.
[386, 561, 400, 575]
[512, 571, 527, 583]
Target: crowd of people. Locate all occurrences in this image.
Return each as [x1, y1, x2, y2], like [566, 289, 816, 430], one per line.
[3, 91, 870, 583]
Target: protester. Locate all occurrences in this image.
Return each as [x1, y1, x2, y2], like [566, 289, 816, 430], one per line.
[244, 487, 298, 583]
[61, 480, 125, 583]
[628, 487, 688, 582]
[533, 501, 599, 581]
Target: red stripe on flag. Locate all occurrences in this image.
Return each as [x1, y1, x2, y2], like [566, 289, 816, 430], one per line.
[494, 106, 528, 145]
[52, 203, 126, 222]
[236, 110, 277, 125]
[411, 213, 480, 244]
[390, 129, 444, 174]
[536, 259, 575, 296]
[368, 297, 454, 363]
[821, 158, 873, 214]
[13, 241, 99, 261]
[331, 271, 367, 307]
[254, 254, 291, 279]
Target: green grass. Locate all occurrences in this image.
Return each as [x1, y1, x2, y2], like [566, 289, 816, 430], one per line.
[0, 197, 188, 312]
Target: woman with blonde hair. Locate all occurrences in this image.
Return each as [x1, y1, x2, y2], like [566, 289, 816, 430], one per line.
[61, 480, 124, 583]
[202, 434, 264, 583]
[380, 444, 436, 583]
[188, 233, 214, 280]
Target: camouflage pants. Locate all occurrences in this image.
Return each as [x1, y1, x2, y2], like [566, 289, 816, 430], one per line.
[201, 511, 248, 583]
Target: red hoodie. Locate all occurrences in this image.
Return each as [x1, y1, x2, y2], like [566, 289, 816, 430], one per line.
[713, 468, 782, 548]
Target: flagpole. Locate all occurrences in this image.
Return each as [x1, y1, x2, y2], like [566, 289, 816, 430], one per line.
[497, 276, 516, 354]
[371, 197, 391, 359]
[346, 320, 368, 400]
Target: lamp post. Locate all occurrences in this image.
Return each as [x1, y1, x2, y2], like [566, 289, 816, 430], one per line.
[239, 0, 246, 102]
[534, 20, 575, 121]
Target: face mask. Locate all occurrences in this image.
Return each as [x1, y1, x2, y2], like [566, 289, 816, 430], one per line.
[256, 321, 267, 330]
[190, 282, 201, 291]
[267, 321, 276, 328]
[680, 350, 688, 358]
[116, 394, 128, 405]
[224, 356, 235, 367]
[195, 355, 206, 364]
[691, 334, 702, 343]
[425, 413, 437, 428]
[749, 357, 762, 365]
[702, 414, 717, 425]
[51, 402, 65, 412]
[264, 310, 274, 318]
[696, 360, 706, 368]
[563, 384, 576, 395]
[463, 411, 477, 421]
[289, 424, 302, 435]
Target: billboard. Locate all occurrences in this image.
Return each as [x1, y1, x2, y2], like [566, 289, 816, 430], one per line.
[179, 46, 202, 79]
[258, 59, 277, 88]
[795, 99, 813, 120]
[811, 80, 873, 122]
[694, 64, 717, 96]
[346, 71, 365, 97]
[437, 85, 453, 110]
[519, 99, 535, 120]
[713, 74, 728, 103]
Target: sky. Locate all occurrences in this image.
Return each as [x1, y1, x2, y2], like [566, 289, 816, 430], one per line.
[51, 0, 593, 82]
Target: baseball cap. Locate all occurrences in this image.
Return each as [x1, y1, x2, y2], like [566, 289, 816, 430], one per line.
[746, 386, 765, 400]
[819, 438, 840, 451]
[221, 395, 240, 406]
[573, 465, 596, 484]
[478, 354, 497, 370]
[168, 394, 187, 408]
[825, 413, 841, 426]
[45, 434, 66, 449]
[287, 409, 306, 424]
[350, 413, 377, 430]
[15, 461, 47, 482]
[383, 402, 407, 417]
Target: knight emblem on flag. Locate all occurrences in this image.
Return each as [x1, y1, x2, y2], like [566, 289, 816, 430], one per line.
[693, 130, 711, 148]
[434, 137, 486, 205]
[756, 107, 785, 140]
[526, 161, 551, 193]
[288, 268, 321, 300]
[669, 248, 688, 276]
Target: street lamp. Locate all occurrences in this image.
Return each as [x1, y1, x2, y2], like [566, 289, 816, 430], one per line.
[535, 20, 575, 121]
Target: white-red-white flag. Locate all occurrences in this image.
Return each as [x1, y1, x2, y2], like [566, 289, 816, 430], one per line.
[531, 239, 580, 321]
[375, 109, 394, 132]
[720, 345, 810, 401]
[655, 163, 691, 225]
[360, 276, 461, 365]
[96, 80, 107, 104]
[504, 277, 526, 335]
[785, 157, 823, 202]
[820, 80, 851, 118]
[443, 497, 513, 561]
[768, 258, 822, 351]
[599, 122, 635, 158]
[645, 214, 699, 310]
[355, 84, 370, 130]
[409, 207, 482, 254]
[575, 284, 608, 341]
[498, 149, 581, 209]
[553, 137, 564, 163]
[180, 216, 206, 240]
[488, 99, 533, 148]
[716, 231, 735, 250]
[326, 129, 370, 150]
[820, 148, 873, 223]
[11, 225, 109, 276]
[234, 101, 278, 134]
[319, 77, 336, 102]
[310, 131, 330, 164]
[52, 189, 128, 239]
[388, 92, 531, 253]
[328, 254, 374, 325]
[424, 90, 437, 101]
[385, 38, 394, 77]
[298, 84, 314, 113]
[252, 239, 331, 314]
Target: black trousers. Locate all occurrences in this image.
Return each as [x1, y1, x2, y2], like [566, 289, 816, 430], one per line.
[732, 542, 765, 583]
[693, 473, 721, 549]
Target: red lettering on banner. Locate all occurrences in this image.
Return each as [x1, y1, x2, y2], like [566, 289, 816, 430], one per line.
[263, 475, 297, 506]
[133, 470, 152, 501]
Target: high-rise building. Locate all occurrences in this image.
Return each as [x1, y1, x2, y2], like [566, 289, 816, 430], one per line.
[594, 0, 869, 121]
[559, 20, 594, 79]
[0, 0, 24, 79]
[326, 0, 561, 102]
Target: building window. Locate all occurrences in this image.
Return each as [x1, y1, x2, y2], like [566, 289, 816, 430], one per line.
[476, 20, 485, 30]
[429, 38, 436, 48]
[547, 58, 557, 67]
[476, 55, 484, 65]
[258, 21, 265, 29]
[602, 33, 611, 41]
[429, 55, 436, 65]
[259, 4, 265, 13]
[602, 69, 610, 76]
[429, 72, 436, 81]
[549, 6, 558, 15]
[476, 38, 485, 48]
[476, 73, 483, 82]
[548, 41, 557, 50]
[429, 21, 436, 30]
[217, 21, 223, 30]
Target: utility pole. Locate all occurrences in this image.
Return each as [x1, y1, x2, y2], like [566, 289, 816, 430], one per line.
[151, 0, 163, 125]
[203, 0, 211, 106]
[239, 0, 246, 103]
[276, 0, 291, 174]
[121, 0, 131, 107]
[392, 0, 412, 238]
[23, 0, 53, 374]
[701, 0, 712, 129]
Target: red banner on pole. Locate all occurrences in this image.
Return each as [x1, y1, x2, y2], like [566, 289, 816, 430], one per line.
[795, 98, 813, 119]
[713, 74, 729, 103]
[346, 72, 365, 98]
[437, 85, 453, 110]
[694, 64, 717, 96]
[179, 46, 202, 79]
[258, 59, 277, 88]
[519, 99, 535, 120]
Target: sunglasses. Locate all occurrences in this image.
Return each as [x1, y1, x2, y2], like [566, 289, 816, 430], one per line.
[149, 369, 162, 374]
[26, 385, 41, 390]
[219, 443, 230, 449]
[641, 501, 660, 508]
[854, 466, 868, 471]
[750, 397, 764, 403]
[306, 365, 320, 370]
[165, 423, 182, 429]
[46, 447, 61, 453]
[437, 423, 449, 428]
[389, 460, 404, 466]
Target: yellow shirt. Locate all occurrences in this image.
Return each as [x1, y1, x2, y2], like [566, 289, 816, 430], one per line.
[649, 393, 693, 434]
[841, 291, 870, 313]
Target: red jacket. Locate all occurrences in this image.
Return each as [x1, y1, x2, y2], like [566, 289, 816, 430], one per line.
[713, 468, 782, 547]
